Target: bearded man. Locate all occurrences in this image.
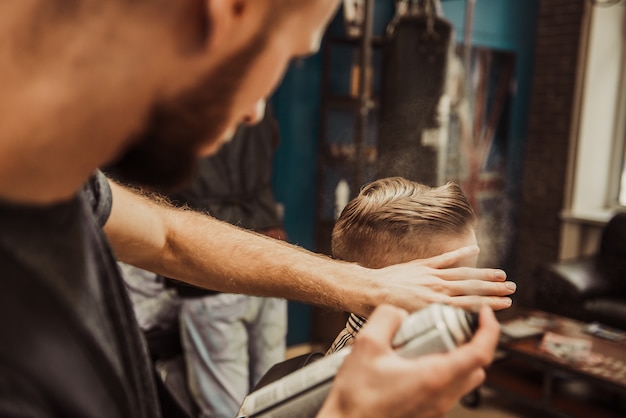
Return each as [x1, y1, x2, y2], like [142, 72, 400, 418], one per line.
[0, 1, 511, 417]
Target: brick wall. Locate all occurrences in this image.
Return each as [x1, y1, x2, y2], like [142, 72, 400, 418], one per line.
[515, 0, 585, 306]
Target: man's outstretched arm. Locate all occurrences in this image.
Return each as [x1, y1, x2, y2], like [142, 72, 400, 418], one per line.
[104, 179, 514, 317]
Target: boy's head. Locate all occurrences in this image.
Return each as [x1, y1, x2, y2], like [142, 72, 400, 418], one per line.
[332, 177, 478, 269]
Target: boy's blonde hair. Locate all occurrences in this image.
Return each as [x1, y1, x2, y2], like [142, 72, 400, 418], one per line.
[331, 177, 476, 268]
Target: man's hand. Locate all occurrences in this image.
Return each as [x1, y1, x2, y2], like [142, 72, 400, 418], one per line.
[362, 246, 515, 316]
[318, 304, 500, 418]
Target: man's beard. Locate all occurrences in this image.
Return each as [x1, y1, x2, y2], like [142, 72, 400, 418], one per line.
[106, 35, 266, 193]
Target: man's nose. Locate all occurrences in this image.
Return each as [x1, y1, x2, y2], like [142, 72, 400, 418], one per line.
[242, 100, 266, 125]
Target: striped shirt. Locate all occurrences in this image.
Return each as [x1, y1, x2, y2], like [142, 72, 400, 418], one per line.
[326, 313, 367, 355]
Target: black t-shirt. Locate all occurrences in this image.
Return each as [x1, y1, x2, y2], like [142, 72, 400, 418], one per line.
[0, 172, 160, 417]
[167, 103, 282, 232]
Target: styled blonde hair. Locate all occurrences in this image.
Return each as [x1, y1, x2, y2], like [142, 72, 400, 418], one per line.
[331, 177, 476, 268]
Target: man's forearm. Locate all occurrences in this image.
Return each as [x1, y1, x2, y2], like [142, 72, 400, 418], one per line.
[106, 180, 515, 316]
[162, 209, 377, 313]
[106, 181, 378, 315]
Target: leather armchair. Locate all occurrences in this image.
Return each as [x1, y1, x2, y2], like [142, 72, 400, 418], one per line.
[533, 212, 626, 330]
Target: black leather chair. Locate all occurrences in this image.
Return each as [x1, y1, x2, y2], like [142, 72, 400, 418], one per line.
[533, 212, 626, 330]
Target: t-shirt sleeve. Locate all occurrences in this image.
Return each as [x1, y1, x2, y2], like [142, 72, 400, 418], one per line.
[82, 170, 113, 227]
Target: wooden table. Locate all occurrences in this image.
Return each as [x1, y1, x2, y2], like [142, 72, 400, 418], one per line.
[480, 310, 626, 417]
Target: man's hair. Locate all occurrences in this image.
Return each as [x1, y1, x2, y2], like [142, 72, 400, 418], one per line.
[331, 177, 476, 268]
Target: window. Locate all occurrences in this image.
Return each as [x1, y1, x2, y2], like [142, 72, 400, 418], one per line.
[615, 63, 626, 207]
[567, 4, 626, 220]
[559, 4, 625, 259]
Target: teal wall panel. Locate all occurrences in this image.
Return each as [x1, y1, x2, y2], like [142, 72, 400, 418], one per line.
[441, 0, 540, 271]
[271, 55, 323, 345]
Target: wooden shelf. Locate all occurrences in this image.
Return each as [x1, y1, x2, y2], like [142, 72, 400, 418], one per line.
[485, 355, 626, 417]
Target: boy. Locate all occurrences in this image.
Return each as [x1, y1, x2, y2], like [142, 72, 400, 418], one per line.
[328, 177, 478, 354]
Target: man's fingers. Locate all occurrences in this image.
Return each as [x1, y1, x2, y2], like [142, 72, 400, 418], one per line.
[356, 304, 408, 346]
[424, 278, 515, 310]
[417, 245, 480, 268]
[473, 305, 501, 351]
[422, 306, 499, 382]
[392, 308, 497, 412]
[445, 278, 516, 296]
[408, 247, 508, 283]
[436, 265, 508, 283]
[489, 296, 514, 311]
[440, 295, 512, 311]
[446, 306, 500, 373]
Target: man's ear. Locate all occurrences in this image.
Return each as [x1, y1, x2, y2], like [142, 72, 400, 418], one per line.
[204, 0, 255, 52]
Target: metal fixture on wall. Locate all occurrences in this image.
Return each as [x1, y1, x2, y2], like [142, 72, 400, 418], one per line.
[589, 0, 624, 7]
[353, 0, 375, 194]
[377, 0, 453, 186]
[462, 0, 476, 78]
